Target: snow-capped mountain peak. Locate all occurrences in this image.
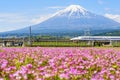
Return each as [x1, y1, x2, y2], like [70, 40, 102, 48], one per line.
[64, 5, 87, 13]
[6, 5, 120, 35]
[53, 5, 89, 17]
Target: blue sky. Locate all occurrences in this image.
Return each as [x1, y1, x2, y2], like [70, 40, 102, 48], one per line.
[0, 0, 120, 32]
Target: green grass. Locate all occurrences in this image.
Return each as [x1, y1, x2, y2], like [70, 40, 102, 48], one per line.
[25, 41, 120, 47]
[29, 41, 91, 47]
[112, 42, 120, 47]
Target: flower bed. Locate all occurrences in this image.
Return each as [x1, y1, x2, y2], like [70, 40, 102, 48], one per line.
[0, 47, 120, 80]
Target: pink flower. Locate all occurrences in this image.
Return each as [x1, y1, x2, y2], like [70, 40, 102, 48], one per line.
[0, 78, 4, 80]
[110, 75, 115, 79]
[26, 64, 32, 69]
[60, 73, 69, 79]
[91, 78, 96, 80]
[1, 61, 8, 69]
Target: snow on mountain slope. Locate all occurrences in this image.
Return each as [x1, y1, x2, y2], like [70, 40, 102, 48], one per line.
[53, 5, 93, 18]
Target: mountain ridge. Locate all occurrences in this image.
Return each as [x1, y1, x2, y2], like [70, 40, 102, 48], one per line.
[1, 5, 120, 36]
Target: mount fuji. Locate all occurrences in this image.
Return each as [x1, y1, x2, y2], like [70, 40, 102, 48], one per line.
[4, 5, 120, 35]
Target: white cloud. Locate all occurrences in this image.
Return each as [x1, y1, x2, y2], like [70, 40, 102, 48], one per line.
[48, 6, 65, 10]
[0, 13, 31, 23]
[0, 13, 36, 32]
[32, 6, 65, 24]
[0, 6, 64, 32]
[104, 8, 120, 13]
[31, 14, 52, 24]
[104, 14, 120, 23]
[0, 13, 53, 32]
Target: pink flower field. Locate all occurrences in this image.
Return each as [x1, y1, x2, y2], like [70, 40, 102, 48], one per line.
[0, 47, 120, 80]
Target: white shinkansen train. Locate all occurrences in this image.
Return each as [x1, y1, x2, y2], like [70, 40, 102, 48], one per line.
[70, 36, 120, 41]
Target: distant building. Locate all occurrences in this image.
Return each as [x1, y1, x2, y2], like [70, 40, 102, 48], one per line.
[0, 38, 24, 47]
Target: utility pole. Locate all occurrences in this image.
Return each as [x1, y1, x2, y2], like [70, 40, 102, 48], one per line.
[29, 26, 32, 47]
[84, 28, 91, 46]
[84, 28, 91, 36]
